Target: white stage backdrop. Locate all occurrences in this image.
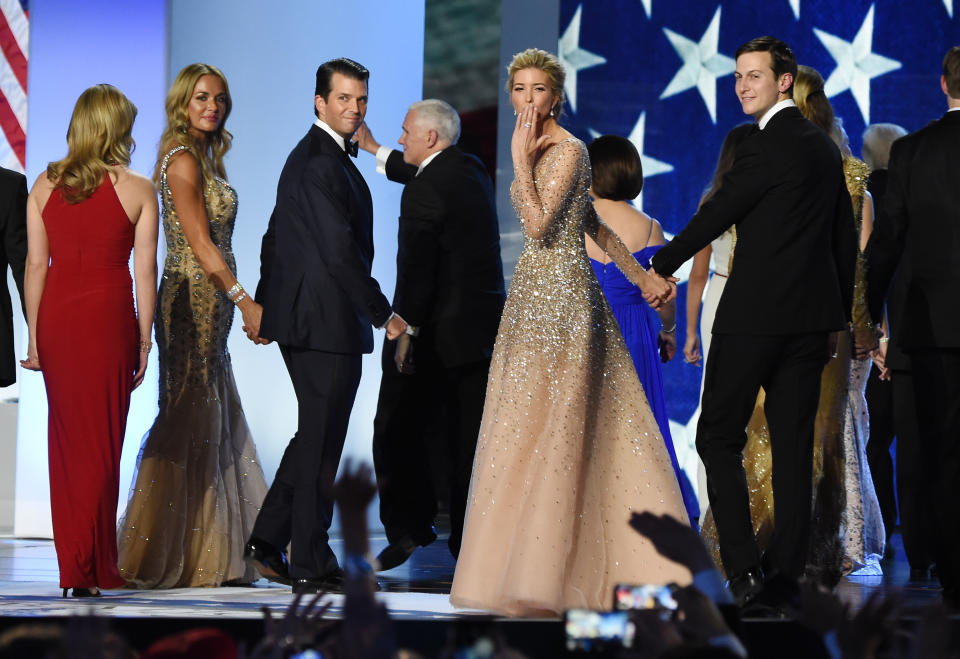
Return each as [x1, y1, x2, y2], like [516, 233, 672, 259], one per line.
[14, 0, 425, 537]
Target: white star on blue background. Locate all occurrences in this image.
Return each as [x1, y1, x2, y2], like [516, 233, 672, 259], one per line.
[945, 0, 954, 17]
[789, 0, 800, 19]
[659, 6, 736, 123]
[558, 4, 607, 113]
[814, 4, 902, 124]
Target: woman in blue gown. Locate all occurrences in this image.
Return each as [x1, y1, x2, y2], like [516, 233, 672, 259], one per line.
[584, 135, 699, 524]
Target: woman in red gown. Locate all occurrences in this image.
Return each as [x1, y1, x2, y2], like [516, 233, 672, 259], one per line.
[21, 84, 159, 597]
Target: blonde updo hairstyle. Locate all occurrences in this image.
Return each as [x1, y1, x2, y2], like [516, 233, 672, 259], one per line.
[46, 84, 137, 204]
[506, 48, 566, 119]
[153, 62, 232, 185]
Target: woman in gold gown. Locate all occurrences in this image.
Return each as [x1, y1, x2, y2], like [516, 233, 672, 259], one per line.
[701, 66, 885, 584]
[450, 49, 691, 618]
[117, 64, 269, 588]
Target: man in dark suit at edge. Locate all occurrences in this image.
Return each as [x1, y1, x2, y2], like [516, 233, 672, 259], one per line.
[243, 58, 407, 594]
[648, 37, 857, 607]
[356, 99, 505, 570]
[866, 46, 960, 609]
[0, 166, 27, 390]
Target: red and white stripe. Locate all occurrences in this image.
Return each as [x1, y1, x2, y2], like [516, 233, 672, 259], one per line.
[0, 0, 27, 173]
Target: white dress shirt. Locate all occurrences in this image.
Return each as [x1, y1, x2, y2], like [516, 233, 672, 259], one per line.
[758, 98, 797, 130]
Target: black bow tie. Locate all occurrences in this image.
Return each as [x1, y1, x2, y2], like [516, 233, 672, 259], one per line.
[345, 140, 359, 157]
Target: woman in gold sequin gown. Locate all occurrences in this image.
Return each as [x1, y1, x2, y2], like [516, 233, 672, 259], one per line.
[450, 49, 692, 618]
[117, 64, 269, 588]
[700, 66, 885, 584]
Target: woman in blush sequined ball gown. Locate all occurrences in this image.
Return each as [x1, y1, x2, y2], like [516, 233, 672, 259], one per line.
[117, 64, 269, 588]
[450, 49, 692, 618]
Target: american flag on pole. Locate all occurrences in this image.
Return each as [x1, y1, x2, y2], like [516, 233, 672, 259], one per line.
[0, 0, 27, 174]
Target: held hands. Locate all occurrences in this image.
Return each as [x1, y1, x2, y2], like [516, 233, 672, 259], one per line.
[643, 267, 678, 310]
[385, 313, 407, 340]
[871, 339, 891, 381]
[241, 300, 271, 345]
[354, 122, 380, 155]
[512, 104, 551, 172]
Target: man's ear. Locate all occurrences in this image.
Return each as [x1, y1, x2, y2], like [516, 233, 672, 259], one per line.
[427, 129, 439, 148]
[314, 95, 326, 120]
[942, 75, 950, 98]
[778, 72, 794, 95]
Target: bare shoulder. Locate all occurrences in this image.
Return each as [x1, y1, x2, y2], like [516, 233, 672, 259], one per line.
[648, 218, 667, 246]
[164, 147, 201, 180]
[113, 167, 156, 197]
[29, 172, 55, 211]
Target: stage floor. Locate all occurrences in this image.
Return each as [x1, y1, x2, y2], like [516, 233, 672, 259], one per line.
[0, 532, 949, 621]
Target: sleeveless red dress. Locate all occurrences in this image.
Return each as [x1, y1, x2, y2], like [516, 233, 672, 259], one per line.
[37, 177, 138, 590]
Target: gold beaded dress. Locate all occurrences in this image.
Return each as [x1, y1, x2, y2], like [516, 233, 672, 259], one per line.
[449, 138, 690, 617]
[117, 146, 268, 588]
[700, 157, 885, 584]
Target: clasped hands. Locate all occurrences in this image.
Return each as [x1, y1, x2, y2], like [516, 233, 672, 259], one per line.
[644, 267, 678, 310]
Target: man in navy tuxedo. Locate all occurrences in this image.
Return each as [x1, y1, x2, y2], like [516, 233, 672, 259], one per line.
[244, 58, 406, 594]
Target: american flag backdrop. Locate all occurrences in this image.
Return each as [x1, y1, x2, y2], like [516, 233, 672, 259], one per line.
[555, 1, 960, 477]
[0, 0, 27, 173]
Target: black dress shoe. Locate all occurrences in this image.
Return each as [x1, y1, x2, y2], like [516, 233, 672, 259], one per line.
[243, 537, 292, 586]
[62, 587, 102, 598]
[293, 568, 345, 595]
[376, 528, 437, 571]
[727, 566, 765, 607]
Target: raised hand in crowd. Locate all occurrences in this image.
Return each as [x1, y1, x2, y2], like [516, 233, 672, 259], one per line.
[334, 461, 397, 659]
[629, 512, 715, 575]
[247, 592, 334, 659]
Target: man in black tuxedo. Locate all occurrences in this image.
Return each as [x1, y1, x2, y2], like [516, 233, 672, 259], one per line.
[861, 123, 933, 577]
[866, 46, 960, 609]
[649, 37, 856, 604]
[0, 166, 27, 389]
[356, 100, 505, 569]
[245, 58, 406, 594]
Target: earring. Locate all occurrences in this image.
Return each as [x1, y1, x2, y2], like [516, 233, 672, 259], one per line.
[549, 109, 555, 117]
[513, 109, 517, 116]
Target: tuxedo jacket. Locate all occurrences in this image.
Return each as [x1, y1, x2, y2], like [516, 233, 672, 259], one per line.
[867, 110, 960, 350]
[0, 167, 27, 387]
[257, 125, 392, 353]
[652, 107, 856, 335]
[385, 147, 505, 367]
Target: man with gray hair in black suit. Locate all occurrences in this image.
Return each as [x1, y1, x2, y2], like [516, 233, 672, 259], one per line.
[357, 100, 505, 570]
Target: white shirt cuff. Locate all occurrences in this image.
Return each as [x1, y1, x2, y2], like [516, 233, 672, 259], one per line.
[375, 146, 394, 175]
[693, 568, 734, 605]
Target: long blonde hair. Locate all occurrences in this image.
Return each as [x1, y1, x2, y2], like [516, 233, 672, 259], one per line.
[153, 63, 232, 184]
[46, 84, 137, 204]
